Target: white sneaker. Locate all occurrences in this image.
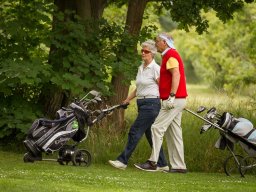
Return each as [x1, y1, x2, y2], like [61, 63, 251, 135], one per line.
[157, 166, 169, 172]
[108, 160, 127, 170]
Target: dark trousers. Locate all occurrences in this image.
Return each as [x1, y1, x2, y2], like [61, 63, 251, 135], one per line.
[117, 98, 167, 167]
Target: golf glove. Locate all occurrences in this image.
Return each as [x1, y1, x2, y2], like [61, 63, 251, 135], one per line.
[162, 96, 175, 110]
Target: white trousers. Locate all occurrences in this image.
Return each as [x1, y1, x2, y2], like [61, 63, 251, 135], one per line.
[149, 98, 187, 169]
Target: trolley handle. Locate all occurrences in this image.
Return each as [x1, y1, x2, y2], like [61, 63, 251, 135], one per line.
[92, 103, 129, 124]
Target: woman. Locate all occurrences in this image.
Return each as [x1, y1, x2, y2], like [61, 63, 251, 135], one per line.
[108, 40, 168, 171]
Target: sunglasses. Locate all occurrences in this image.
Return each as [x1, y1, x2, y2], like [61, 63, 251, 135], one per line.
[141, 49, 151, 54]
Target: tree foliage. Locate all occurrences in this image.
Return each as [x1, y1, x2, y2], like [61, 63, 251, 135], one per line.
[0, 0, 53, 139]
[162, 0, 255, 34]
[173, 3, 256, 92]
[0, 0, 152, 139]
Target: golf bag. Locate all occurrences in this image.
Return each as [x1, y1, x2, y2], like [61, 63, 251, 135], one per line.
[23, 90, 128, 166]
[217, 112, 256, 146]
[185, 106, 256, 176]
[23, 102, 92, 163]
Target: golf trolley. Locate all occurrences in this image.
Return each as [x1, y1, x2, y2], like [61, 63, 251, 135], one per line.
[185, 107, 256, 177]
[23, 90, 128, 167]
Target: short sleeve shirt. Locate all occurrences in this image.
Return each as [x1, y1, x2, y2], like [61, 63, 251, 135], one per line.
[163, 48, 179, 70]
[166, 57, 179, 69]
[135, 59, 160, 97]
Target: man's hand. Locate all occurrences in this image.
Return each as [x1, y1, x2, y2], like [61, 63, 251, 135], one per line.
[162, 96, 175, 110]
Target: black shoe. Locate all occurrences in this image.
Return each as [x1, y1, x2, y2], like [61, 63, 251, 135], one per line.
[134, 160, 157, 172]
[164, 168, 188, 173]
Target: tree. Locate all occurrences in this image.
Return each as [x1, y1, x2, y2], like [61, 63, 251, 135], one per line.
[173, 3, 256, 92]
[39, 0, 149, 132]
[39, 0, 109, 118]
[0, 0, 53, 139]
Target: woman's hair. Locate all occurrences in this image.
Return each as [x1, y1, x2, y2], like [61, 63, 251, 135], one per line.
[141, 39, 157, 55]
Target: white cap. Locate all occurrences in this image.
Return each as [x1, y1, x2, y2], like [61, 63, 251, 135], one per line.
[159, 34, 175, 49]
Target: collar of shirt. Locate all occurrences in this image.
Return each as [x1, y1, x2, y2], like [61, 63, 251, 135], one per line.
[161, 48, 171, 56]
[140, 59, 156, 69]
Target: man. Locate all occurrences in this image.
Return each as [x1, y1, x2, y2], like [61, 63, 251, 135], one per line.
[134, 33, 188, 173]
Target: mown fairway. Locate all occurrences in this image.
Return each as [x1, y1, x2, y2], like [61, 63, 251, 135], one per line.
[0, 151, 256, 192]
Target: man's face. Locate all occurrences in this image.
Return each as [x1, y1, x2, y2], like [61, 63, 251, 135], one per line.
[155, 37, 166, 53]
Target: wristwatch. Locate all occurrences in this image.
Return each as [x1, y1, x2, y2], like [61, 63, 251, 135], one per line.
[170, 93, 176, 97]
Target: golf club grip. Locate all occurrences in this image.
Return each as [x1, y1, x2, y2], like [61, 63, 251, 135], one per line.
[119, 103, 129, 109]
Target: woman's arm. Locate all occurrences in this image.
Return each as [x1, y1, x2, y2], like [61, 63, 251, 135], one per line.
[123, 88, 137, 104]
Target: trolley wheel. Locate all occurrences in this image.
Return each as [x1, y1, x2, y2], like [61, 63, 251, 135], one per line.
[72, 149, 92, 167]
[224, 155, 244, 176]
[58, 158, 72, 165]
[64, 160, 71, 165]
[57, 158, 65, 165]
[23, 152, 35, 163]
[58, 145, 74, 165]
[239, 156, 256, 177]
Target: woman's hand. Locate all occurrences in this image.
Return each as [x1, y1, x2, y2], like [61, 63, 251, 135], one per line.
[122, 98, 130, 104]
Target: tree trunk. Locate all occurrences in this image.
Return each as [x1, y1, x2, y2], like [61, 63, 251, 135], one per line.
[76, 0, 107, 19]
[39, 0, 76, 118]
[125, 0, 148, 35]
[109, 0, 148, 132]
[40, 0, 107, 118]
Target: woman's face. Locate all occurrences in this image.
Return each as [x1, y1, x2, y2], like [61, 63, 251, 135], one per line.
[141, 46, 153, 61]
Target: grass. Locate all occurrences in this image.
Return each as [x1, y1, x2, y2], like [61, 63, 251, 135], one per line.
[1, 151, 256, 192]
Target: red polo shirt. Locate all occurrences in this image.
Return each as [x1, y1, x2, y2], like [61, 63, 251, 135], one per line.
[159, 49, 188, 100]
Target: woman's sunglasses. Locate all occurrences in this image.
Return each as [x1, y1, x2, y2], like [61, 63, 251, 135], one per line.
[141, 49, 151, 54]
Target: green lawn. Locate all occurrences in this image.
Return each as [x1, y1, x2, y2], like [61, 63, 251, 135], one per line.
[0, 151, 256, 192]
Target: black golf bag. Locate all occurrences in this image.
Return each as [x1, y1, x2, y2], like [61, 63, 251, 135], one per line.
[23, 102, 92, 164]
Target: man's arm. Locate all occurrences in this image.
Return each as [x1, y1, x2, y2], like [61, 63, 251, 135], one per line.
[166, 57, 180, 95]
[169, 67, 180, 95]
